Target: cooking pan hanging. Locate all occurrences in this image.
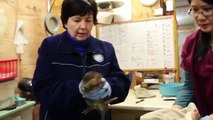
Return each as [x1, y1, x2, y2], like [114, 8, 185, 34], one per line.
[44, 13, 61, 35]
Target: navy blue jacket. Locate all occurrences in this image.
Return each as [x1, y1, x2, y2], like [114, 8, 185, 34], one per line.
[32, 31, 130, 120]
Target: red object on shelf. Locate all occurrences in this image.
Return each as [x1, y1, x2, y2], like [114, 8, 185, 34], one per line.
[0, 59, 18, 82]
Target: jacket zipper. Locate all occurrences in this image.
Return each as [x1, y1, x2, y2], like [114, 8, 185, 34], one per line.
[44, 110, 48, 120]
[82, 53, 87, 75]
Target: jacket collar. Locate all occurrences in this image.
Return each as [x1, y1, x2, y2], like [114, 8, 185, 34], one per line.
[57, 31, 104, 54]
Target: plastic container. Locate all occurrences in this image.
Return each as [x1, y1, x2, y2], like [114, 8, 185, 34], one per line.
[159, 83, 184, 97]
[0, 79, 15, 109]
[163, 73, 175, 83]
[165, 0, 174, 15]
[0, 59, 18, 82]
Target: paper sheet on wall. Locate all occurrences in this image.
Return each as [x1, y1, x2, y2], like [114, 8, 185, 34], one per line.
[14, 20, 28, 54]
[98, 17, 175, 69]
[162, 19, 175, 68]
[14, 20, 28, 46]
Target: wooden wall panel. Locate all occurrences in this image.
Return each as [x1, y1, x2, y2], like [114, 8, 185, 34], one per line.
[50, 0, 63, 14]
[17, 15, 46, 78]
[17, 0, 47, 16]
[0, 38, 16, 59]
[51, 0, 170, 22]
[17, 0, 47, 78]
[132, 0, 162, 20]
[0, 0, 48, 78]
[49, 0, 64, 34]
[0, 0, 17, 60]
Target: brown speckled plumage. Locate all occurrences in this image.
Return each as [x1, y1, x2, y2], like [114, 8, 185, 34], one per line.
[81, 71, 117, 120]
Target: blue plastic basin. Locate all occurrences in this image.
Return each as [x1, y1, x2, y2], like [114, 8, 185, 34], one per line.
[159, 83, 184, 97]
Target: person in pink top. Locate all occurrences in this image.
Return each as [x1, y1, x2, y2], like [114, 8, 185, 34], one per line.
[172, 0, 213, 120]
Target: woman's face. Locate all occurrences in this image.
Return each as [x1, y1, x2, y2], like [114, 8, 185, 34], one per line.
[190, 0, 213, 32]
[65, 14, 94, 41]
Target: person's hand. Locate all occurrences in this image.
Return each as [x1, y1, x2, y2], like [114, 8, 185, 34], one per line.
[172, 104, 183, 109]
[210, 114, 213, 120]
[79, 78, 111, 100]
[191, 109, 200, 120]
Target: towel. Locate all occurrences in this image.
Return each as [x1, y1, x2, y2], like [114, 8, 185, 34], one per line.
[140, 103, 196, 120]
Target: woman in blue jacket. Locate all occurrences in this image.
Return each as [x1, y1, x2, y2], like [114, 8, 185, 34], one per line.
[32, 0, 130, 120]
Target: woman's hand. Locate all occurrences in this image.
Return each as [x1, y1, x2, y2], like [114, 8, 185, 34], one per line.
[79, 78, 112, 100]
[191, 109, 200, 120]
[210, 114, 213, 120]
[172, 104, 183, 109]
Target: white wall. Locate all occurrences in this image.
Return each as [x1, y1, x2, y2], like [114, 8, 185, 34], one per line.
[176, 0, 196, 81]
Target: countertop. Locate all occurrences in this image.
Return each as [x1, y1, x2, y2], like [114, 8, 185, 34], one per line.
[110, 89, 175, 111]
[0, 101, 35, 119]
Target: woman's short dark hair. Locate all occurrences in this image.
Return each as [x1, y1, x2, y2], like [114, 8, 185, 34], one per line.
[188, 0, 213, 4]
[61, 0, 98, 29]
